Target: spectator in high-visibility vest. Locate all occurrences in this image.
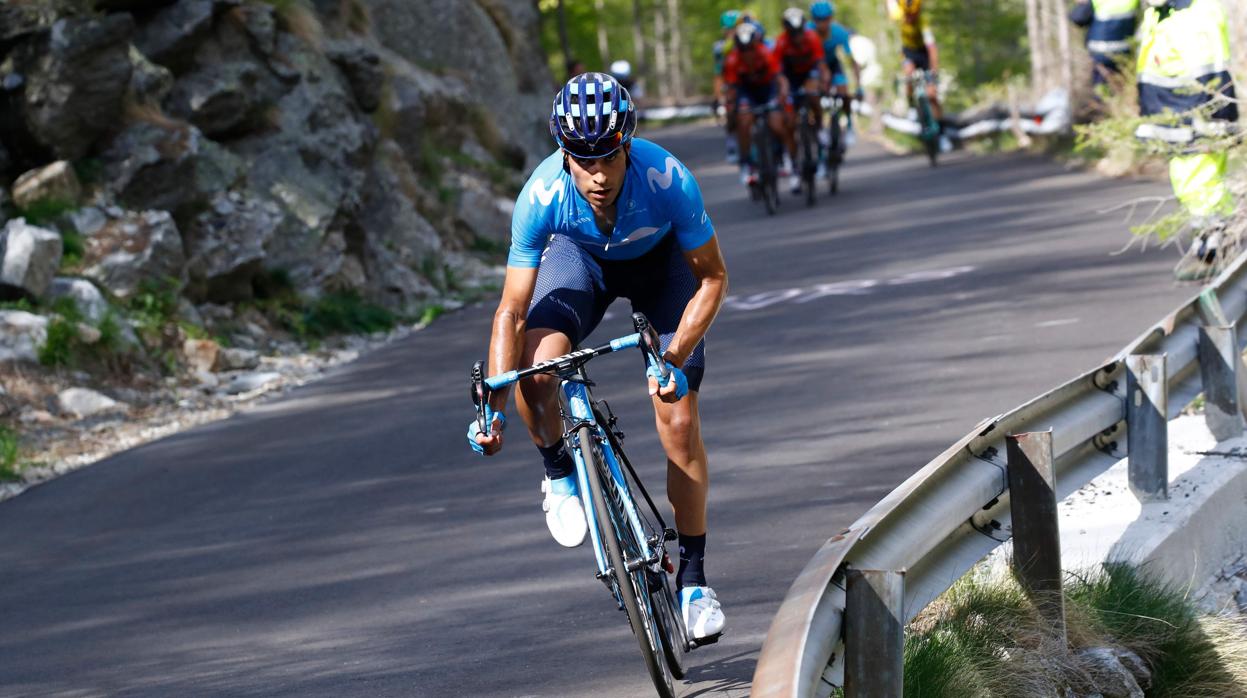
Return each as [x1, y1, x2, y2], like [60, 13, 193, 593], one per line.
[1135, 0, 1238, 280]
[1069, 0, 1140, 87]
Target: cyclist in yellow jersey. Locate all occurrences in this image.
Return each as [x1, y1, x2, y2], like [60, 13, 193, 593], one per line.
[886, 0, 943, 124]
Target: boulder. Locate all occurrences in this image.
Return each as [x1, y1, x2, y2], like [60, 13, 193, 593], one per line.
[19, 14, 135, 160]
[127, 45, 174, 106]
[11, 161, 82, 210]
[355, 143, 441, 309]
[133, 0, 216, 74]
[1077, 647, 1145, 698]
[228, 3, 278, 56]
[101, 120, 237, 214]
[182, 338, 219, 373]
[182, 191, 283, 302]
[47, 277, 110, 323]
[0, 219, 62, 300]
[454, 172, 512, 245]
[217, 347, 260, 371]
[363, 0, 551, 166]
[223, 370, 280, 395]
[79, 209, 186, 299]
[58, 387, 127, 419]
[326, 39, 384, 113]
[0, 310, 49, 363]
[164, 62, 262, 137]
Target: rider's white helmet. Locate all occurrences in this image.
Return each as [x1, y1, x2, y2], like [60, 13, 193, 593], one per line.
[609, 60, 632, 79]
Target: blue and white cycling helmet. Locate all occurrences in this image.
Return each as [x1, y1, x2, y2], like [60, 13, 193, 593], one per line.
[549, 72, 637, 159]
[810, 1, 835, 19]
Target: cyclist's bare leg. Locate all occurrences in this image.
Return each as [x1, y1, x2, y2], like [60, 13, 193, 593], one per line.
[902, 59, 916, 106]
[515, 328, 573, 448]
[768, 109, 797, 164]
[736, 106, 754, 167]
[927, 83, 944, 122]
[652, 391, 708, 536]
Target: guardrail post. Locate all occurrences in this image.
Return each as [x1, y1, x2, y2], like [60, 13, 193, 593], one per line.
[1127, 354, 1168, 502]
[844, 568, 904, 698]
[1006, 430, 1066, 639]
[1198, 324, 1245, 441]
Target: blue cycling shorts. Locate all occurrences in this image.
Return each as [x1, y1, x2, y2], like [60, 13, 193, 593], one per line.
[831, 71, 848, 87]
[527, 234, 706, 391]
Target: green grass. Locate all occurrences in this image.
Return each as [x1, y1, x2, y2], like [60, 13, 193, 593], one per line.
[0, 427, 20, 481]
[902, 563, 1247, 697]
[61, 230, 84, 269]
[302, 292, 395, 338]
[15, 197, 75, 228]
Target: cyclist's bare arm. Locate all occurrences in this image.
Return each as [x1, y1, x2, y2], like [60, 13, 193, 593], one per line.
[665, 237, 729, 369]
[926, 36, 940, 73]
[486, 265, 539, 412]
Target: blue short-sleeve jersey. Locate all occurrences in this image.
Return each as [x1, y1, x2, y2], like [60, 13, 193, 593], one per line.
[508, 138, 716, 268]
[818, 22, 854, 72]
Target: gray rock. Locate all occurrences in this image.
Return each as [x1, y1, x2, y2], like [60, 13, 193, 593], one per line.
[455, 172, 511, 245]
[231, 3, 278, 56]
[80, 209, 186, 299]
[223, 371, 281, 395]
[101, 121, 214, 214]
[182, 338, 219, 373]
[327, 39, 384, 112]
[58, 387, 126, 419]
[127, 45, 174, 106]
[164, 62, 262, 137]
[0, 310, 48, 363]
[356, 142, 441, 309]
[1077, 647, 1145, 698]
[47, 277, 110, 323]
[19, 14, 135, 160]
[364, 0, 551, 166]
[134, 0, 216, 73]
[216, 347, 260, 371]
[11, 161, 82, 210]
[182, 191, 282, 302]
[0, 219, 63, 300]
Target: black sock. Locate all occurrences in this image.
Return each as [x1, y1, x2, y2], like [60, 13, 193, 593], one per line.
[538, 442, 575, 480]
[677, 533, 707, 590]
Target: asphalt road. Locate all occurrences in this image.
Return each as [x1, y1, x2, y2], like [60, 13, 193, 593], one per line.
[0, 125, 1196, 698]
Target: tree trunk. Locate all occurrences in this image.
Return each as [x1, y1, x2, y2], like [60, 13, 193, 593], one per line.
[1025, 0, 1046, 95]
[1226, 0, 1247, 84]
[666, 0, 684, 101]
[652, 0, 668, 102]
[594, 0, 610, 66]
[556, 0, 571, 76]
[631, 0, 646, 96]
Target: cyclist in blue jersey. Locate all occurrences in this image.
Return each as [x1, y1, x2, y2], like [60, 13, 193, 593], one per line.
[810, 2, 863, 128]
[468, 72, 729, 643]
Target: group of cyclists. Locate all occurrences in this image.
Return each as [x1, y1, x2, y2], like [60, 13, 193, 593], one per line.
[714, 1, 941, 194]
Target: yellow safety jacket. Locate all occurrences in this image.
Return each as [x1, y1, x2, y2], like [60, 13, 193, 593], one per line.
[1086, 0, 1138, 56]
[1136, 0, 1237, 123]
[887, 0, 930, 51]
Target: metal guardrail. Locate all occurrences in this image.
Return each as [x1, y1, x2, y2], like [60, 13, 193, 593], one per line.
[752, 252, 1247, 697]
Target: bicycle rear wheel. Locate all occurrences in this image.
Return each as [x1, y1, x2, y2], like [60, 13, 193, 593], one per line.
[827, 109, 842, 195]
[579, 426, 677, 698]
[755, 118, 778, 216]
[918, 97, 939, 168]
[799, 115, 816, 207]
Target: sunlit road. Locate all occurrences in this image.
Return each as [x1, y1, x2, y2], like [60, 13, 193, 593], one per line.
[0, 124, 1193, 697]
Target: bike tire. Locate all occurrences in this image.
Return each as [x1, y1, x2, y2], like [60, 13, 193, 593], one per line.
[755, 118, 778, 216]
[918, 97, 939, 168]
[595, 414, 688, 680]
[827, 111, 842, 195]
[579, 426, 677, 698]
[800, 118, 816, 207]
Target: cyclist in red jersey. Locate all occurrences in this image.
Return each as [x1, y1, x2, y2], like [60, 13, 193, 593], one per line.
[722, 22, 796, 188]
[774, 8, 830, 192]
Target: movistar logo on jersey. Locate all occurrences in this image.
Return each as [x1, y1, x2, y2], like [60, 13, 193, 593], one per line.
[646, 157, 684, 192]
[529, 178, 565, 207]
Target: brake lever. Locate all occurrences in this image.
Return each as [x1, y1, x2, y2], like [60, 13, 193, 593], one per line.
[632, 312, 669, 382]
[470, 360, 490, 436]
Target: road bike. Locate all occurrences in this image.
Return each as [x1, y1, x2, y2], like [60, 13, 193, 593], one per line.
[470, 313, 712, 698]
[794, 90, 820, 207]
[747, 102, 782, 215]
[822, 92, 850, 195]
[911, 70, 941, 167]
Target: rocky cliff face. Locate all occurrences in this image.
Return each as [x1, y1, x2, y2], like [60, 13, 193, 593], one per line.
[0, 0, 551, 319]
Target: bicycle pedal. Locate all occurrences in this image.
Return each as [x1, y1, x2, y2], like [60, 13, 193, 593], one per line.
[663, 528, 677, 542]
[689, 631, 724, 649]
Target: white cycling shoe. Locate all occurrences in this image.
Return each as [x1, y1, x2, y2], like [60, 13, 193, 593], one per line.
[680, 586, 726, 643]
[542, 476, 587, 548]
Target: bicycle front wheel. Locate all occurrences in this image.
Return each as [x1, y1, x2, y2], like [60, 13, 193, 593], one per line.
[579, 426, 677, 698]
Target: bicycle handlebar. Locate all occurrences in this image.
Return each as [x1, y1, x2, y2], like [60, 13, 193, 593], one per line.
[470, 313, 667, 438]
